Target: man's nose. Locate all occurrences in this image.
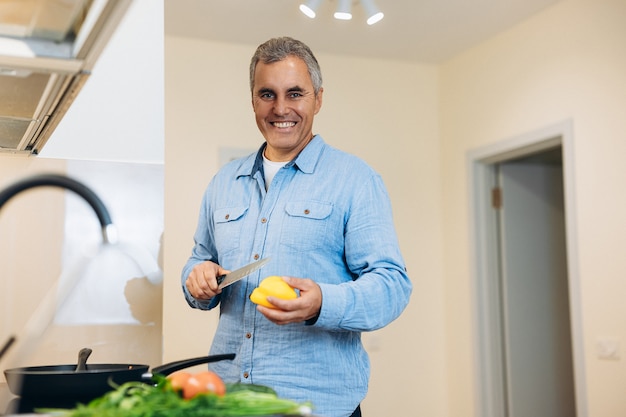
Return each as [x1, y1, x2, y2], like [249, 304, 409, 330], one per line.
[273, 96, 288, 115]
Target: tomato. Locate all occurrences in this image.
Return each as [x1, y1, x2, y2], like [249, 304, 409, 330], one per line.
[167, 371, 192, 392]
[182, 371, 226, 399]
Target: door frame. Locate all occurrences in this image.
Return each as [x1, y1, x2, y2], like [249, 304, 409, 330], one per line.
[466, 119, 587, 417]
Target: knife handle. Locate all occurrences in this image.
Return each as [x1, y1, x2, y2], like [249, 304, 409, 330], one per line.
[216, 274, 226, 285]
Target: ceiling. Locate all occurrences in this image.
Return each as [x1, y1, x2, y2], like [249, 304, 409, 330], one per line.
[165, 0, 561, 64]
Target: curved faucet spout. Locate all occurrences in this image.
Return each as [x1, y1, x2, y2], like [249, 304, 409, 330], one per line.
[0, 173, 117, 244]
[0, 173, 119, 367]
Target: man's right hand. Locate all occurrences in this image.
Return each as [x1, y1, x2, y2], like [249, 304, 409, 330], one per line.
[185, 261, 230, 300]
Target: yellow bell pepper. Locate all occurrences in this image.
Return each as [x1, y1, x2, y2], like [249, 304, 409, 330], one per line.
[250, 276, 297, 308]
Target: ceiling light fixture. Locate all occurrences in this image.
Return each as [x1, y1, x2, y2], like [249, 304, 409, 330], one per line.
[299, 0, 384, 25]
[333, 0, 352, 20]
[361, 0, 384, 25]
[299, 0, 322, 18]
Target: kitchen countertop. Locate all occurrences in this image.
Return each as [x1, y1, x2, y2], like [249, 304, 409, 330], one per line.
[1, 391, 89, 414]
[1, 386, 19, 416]
[1, 383, 54, 416]
[1, 382, 16, 415]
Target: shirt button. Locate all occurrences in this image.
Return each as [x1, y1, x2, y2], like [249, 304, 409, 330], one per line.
[261, 217, 267, 224]
[253, 254, 260, 260]
[243, 372, 249, 379]
[245, 332, 252, 339]
[304, 209, 310, 215]
[225, 214, 230, 220]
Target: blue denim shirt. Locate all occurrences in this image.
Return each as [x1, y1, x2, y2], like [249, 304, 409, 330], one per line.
[181, 135, 412, 417]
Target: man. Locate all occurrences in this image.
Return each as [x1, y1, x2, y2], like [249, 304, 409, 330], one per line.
[182, 37, 412, 417]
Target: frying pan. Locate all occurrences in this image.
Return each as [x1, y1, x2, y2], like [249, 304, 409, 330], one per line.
[3, 348, 236, 404]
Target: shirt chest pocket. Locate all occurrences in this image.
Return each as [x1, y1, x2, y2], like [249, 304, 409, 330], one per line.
[280, 201, 334, 250]
[213, 206, 248, 255]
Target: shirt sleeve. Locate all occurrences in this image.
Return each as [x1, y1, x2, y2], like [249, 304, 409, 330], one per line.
[180, 185, 221, 311]
[312, 173, 412, 331]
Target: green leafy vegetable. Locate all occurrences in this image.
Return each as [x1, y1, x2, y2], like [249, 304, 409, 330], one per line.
[224, 383, 276, 395]
[37, 376, 312, 417]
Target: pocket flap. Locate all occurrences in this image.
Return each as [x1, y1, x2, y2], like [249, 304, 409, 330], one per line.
[285, 201, 332, 220]
[214, 206, 248, 224]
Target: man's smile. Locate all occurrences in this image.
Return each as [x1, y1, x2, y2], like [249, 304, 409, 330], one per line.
[272, 121, 296, 128]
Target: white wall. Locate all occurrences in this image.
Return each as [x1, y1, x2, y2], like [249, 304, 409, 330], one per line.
[440, 0, 626, 415]
[163, 37, 446, 416]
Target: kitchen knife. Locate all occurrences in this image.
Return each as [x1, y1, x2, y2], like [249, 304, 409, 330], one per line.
[217, 257, 271, 289]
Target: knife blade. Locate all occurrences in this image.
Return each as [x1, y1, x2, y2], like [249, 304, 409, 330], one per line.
[217, 257, 271, 289]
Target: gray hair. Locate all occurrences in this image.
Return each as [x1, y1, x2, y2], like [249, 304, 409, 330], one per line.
[249, 37, 323, 95]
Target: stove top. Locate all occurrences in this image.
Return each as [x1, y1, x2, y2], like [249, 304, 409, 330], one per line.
[1, 384, 59, 416]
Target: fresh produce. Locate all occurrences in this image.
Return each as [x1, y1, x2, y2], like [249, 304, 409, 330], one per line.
[181, 370, 226, 399]
[249, 276, 297, 308]
[37, 374, 312, 417]
[167, 371, 192, 393]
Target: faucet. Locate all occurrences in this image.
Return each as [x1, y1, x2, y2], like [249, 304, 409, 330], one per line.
[0, 173, 117, 244]
[0, 173, 117, 363]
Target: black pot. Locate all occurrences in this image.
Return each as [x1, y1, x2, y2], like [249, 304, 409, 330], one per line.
[3, 353, 235, 404]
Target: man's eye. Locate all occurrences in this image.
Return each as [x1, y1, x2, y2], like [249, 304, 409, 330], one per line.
[260, 92, 274, 99]
[288, 92, 303, 98]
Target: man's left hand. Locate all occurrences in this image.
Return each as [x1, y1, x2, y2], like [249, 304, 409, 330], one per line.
[256, 276, 321, 325]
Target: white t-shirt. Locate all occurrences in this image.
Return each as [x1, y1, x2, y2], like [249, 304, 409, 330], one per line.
[263, 154, 287, 190]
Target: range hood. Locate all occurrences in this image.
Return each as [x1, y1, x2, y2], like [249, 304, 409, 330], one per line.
[0, 0, 132, 155]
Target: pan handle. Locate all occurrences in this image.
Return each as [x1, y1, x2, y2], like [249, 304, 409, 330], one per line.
[0, 335, 16, 361]
[147, 353, 236, 377]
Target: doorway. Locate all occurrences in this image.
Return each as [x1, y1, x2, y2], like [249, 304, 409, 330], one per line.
[468, 120, 587, 417]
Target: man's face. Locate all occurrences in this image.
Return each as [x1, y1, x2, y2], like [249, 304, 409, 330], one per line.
[252, 56, 323, 162]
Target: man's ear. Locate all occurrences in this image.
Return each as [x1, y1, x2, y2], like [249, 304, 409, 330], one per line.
[314, 87, 324, 114]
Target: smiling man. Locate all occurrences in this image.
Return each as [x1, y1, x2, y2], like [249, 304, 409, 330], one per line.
[252, 53, 322, 162]
[181, 37, 412, 417]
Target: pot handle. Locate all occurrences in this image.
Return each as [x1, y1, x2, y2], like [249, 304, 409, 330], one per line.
[149, 353, 236, 377]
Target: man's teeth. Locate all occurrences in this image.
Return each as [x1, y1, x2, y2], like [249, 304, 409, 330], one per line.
[273, 122, 295, 128]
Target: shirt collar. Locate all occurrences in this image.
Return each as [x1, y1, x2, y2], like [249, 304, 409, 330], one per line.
[238, 135, 325, 178]
[291, 135, 324, 174]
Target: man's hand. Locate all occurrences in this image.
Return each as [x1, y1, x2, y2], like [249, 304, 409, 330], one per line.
[185, 261, 230, 300]
[256, 276, 322, 325]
